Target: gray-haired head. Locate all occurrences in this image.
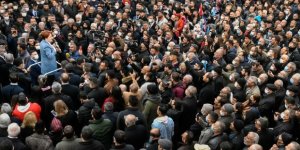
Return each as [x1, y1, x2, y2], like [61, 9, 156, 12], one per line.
[1, 103, 12, 114]
[4, 53, 14, 64]
[7, 123, 20, 137]
[52, 82, 62, 94]
[0, 113, 11, 128]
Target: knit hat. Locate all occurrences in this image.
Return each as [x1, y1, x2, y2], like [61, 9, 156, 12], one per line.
[233, 119, 244, 132]
[237, 78, 246, 88]
[223, 103, 234, 114]
[0, 113, 11, 128]
[158, 139, 172, 150]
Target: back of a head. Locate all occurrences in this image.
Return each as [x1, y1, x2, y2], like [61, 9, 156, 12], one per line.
[1, 103, 12, 114]
[92, 107, 103, 120]
[114, 130, 126, 144]
[147, 84, 159, 95]
[0, 113, 11, 128]
[81, 126, 93, 141]
[52, 82, 62, 94]
[7, 123, 20, 138]
[18, 92, 28, 106]
[65, 63, 74, 73]
[128, 95, 138, 107]
[63, 125, 74, 139]
[158, 103, 169, 115]
[125, 114, 137, 127]
[60, 73, 70, 83]
[35, 120, 45, 134]
[9, 72, 18, 83]
[4, 53, 14, 64]
[158, 139, 172, 150]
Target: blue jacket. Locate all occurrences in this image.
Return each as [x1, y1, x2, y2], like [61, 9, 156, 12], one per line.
[40, 40, 57, 75]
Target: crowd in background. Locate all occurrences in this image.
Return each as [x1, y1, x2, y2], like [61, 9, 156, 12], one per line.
[1, 0, 300, 150]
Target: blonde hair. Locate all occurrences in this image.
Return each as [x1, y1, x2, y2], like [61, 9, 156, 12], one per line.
[54, 100, 68, 116]
[22, 111, 37, 128]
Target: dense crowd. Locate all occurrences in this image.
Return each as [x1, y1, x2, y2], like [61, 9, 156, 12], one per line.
[0, 0, 300, 150]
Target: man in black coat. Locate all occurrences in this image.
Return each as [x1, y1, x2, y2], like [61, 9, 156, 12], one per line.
[198, 72, 216, 107]
[255, 117, 274, 149]
[0, 123, 28, 150]
[60, 73, 80, 110]
[65, 63, 82, 87]
[124, 114, 149, 150]
[10, 57, 31, 96]
[43, 82, 74, 129]
[0, 53, 14, 87]
[1, 73, 24, 104]
[174, 85, 198, 134]
[75, 126, 105, 150]
[258, 84, 277, 124]
[87, 77, 106, 107]
[117, 95, 147, 130]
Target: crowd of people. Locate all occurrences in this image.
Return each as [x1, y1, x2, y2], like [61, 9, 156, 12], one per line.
[0, 0, 300, 149]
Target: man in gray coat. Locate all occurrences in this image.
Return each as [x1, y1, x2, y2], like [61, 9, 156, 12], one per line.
[55, 125, 79, 150]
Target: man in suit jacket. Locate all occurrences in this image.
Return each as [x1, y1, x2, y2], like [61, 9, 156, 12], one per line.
[1, 73, 24, 104]
[60, 73, 80, 110]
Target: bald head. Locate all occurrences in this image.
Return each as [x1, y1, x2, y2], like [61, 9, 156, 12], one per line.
[274, 79, 283, 89]
[125, 114, 137, 127]
[60, 73, 70, 83]
[150, 128, 160, 138]
[248, 144, 263, 150]
[130, 83, 139, 93]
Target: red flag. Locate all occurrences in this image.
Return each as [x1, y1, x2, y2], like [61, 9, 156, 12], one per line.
[199, 3, 203, 16]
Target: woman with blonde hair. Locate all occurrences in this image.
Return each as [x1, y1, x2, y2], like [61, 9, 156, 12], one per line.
[20, 111, 37, 143]
[53, 100, 78, 135]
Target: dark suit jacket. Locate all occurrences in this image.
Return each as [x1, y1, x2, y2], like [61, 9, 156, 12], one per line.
[61, 83, 80, 109]
[0, 137, 28, 150]
[69, 73, 81, 86]
[87, 87, 106, 107]
[125, 125, 149, 150]
[258, 93, 276, 121]
[0, 63, 13, 86]
[198, 82, 215, 106]
[1, 84, 24, 103]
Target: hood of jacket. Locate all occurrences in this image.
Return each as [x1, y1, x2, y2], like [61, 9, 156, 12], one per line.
[144, 93, 162, 104]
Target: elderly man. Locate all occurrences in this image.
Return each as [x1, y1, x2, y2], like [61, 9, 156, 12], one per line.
[124, 114, 148, 150]
[173, 86, 197, 134]
[243, 132, 260, 150]
[207, 121, 228, 150]
[246, 76, 261, 100]
[0, 123, 27, 150]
